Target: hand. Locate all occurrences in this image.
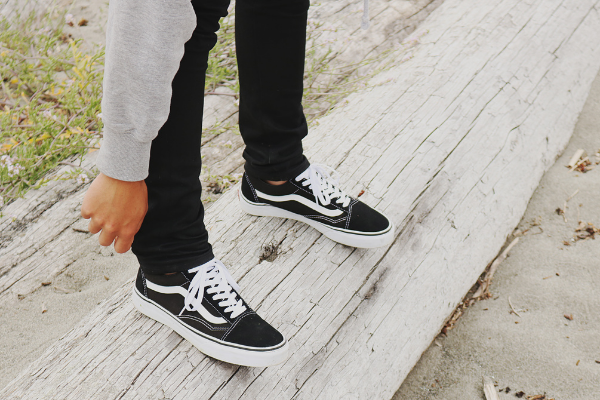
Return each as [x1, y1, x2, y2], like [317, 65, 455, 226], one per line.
[81, 173, 148, 254]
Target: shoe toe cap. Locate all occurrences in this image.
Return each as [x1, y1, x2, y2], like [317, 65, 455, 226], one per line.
[348, 201, 392, 233]
[226, 313, 286, 349]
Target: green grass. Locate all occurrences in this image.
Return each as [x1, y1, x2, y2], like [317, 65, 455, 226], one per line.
[0, 12, 104, 205]
[0, 11, 240, 205]
[204, 13, 238, 95]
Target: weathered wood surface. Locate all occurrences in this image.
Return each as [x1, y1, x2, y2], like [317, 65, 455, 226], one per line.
[0, 161, 93, 303]
[0, 0, 442, 383]
[2, 0, 600, 398]
[0, 0, 50, 16]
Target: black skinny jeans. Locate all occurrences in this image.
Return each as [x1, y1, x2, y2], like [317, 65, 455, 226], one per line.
[132, 0, 310, 274]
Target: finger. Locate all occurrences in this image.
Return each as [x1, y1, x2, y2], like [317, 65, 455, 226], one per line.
[113, 235, 134, 254]
[81, 206, 91, 219]
[98, 228, 117, 247]
[88, 219, 102, 234]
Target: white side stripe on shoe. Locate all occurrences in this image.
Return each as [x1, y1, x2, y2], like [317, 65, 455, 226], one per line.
[254, 189, 343, 217]
[145, 280, 227, 325]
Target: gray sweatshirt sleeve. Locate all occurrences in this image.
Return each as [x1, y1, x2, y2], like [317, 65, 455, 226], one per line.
[95, 0, 196, 181]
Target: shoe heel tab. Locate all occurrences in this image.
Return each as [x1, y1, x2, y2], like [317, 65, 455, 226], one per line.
[242, 173, 259, 202]
[136, 268, 148, 297]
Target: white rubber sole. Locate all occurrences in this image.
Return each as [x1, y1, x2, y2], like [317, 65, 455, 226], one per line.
[239, 189, 395, 249]
[131, 287, 288, 367]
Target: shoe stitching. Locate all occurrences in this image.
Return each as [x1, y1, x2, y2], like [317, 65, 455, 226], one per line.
[290, 179, 313, 196]
[221, 310, 250, 340]
[346, 201, 353, 229]
[178, 315, 229, 331]
[180, 272, 190, 284]
[221, 310, 253, 340]
[244, 173, 259, 202]
[305, 215, 347, 224]
[203, 297, 230, 321]
[140, 269, 148, 297]
[331, 201, 347, 212]
[177, 272, 191, 294]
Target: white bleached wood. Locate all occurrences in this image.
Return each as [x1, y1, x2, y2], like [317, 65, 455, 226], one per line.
[2, 0, 600, 399]
[0, 0, 51, 17]
[0, 160, 95, 303]
[483, 376, 501, 400]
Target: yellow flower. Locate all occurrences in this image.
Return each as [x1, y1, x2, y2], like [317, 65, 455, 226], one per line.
[72, 66, 84, 80]
[35, 133, 52, 143]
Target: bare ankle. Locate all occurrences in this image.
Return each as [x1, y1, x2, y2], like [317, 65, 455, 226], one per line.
[265, 180, 287, 186]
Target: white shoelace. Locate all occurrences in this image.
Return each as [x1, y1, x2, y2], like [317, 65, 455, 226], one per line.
[182, 259, 246, 319]
[295, 164, 352, 208]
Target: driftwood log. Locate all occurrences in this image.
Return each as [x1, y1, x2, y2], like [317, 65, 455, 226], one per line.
[0, 0, 442, 388]
[2, 0, 600, 398]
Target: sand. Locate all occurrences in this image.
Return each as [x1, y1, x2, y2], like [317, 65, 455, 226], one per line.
[394, 70, 600, 400]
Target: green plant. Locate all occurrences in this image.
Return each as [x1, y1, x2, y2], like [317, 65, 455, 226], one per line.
[0, 12, 104, 204]
[205, 12, 238, 95]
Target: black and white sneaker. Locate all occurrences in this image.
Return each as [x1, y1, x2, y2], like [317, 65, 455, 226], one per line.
[239, 164, 394, 248]
[132, 258, 288, 367]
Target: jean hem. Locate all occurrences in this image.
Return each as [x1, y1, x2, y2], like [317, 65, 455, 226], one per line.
[243, 156, 310, 181]
[137, 250, 216, 274]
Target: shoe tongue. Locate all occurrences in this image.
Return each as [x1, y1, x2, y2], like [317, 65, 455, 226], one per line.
[182, 270, 198, 285]
[295, 167, 311, 182]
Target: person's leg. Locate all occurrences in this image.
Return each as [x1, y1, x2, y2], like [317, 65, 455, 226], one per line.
[235, 0, 311, 181]
[235, 0, 394, 248]
[131, 1, 289, 367]
[131, 0, 231, 274]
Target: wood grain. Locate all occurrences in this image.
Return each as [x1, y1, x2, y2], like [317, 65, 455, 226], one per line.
[2, 0, 600, 398]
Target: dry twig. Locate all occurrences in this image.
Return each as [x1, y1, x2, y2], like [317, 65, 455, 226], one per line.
[566, 149, 586, 170]
[574, 221, 600, 241]
[558, 189, 579, 223]
[472, 237, 520, 299]
[482, 376, 500, 400]
[508, 296, 521, 317]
